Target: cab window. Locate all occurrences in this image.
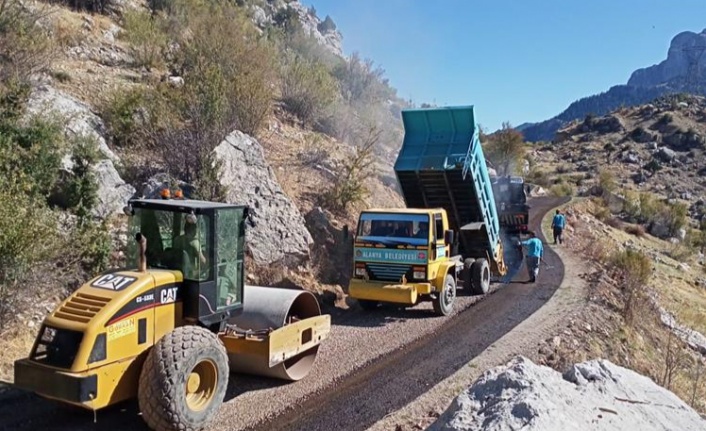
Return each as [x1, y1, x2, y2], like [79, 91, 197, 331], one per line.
[435, 213, 444, 242]
[127, 208, 212, 282]
[215, 208, 245, 309]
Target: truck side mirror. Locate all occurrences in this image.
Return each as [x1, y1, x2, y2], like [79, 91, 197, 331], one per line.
[444, 230, 454, 245]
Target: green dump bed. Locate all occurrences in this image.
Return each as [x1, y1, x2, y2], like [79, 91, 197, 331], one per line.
[394, 106, 501, 260]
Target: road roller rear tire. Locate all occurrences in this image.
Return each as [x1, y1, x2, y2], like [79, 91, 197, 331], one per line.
[138, 326, 229, 431]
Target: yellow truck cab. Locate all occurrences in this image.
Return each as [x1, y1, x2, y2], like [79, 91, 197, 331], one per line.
[349, 208, 461, 315]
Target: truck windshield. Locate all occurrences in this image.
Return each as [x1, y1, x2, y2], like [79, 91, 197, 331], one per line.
[356, 212, 430, 245]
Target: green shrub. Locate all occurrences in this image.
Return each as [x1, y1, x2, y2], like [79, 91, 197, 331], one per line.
[53, 0, 118, 14]
[639, 192, 658, 222]
[527, 167, 551, 188]
[0, 0, 56, 84]
[0, 190, 61, 325]
[121, 10, 167, 70]
[609, 248, 652, 326]
[598, 168, 617, 196]
[622, 190, 641, 222]
[332, 52, 391, 105]
[101, 87, 150, 148]
[66, 135, 100, 224]
[174, 3, 275, 136]
[657, 113, 673, 126]
[550, 182, 574, 197]
[51, 70, 72, 83]
[0, 101, 66, 199]
[592, 202, 611, 222]
[74, 220, 112, 274]
[645, 158, 662, 174]
[325, 127, 378, 212]
[280, 54, 338, 127]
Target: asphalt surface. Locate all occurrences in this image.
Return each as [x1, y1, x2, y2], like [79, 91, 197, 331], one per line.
[0, 196, 567, 431]
[261, 196, 567, 431]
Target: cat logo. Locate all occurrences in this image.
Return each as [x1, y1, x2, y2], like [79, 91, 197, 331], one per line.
[92, 274, 137, 291]
[160, 287, 179, 304]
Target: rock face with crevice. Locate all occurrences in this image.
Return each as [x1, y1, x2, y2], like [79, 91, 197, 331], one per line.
[428, 356, 706, 431]
[214, 130, 313, 267]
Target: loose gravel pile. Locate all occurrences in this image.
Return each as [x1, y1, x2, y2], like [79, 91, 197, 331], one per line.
[428, 356, 706, 431]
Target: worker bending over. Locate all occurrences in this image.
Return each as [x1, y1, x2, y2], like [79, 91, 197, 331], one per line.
[521, 231, 543, 283]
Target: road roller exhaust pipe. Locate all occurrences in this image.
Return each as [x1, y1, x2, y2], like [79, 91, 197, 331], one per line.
[220, 285, 331, 381]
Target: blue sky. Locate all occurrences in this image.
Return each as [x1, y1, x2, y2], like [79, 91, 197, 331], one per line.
[300, 0, 705, 131]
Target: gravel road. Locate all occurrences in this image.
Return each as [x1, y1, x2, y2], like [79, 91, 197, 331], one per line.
[0, 196, 568, 431]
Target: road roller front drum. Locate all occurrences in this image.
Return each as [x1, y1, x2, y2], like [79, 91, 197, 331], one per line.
[220, 285, 331, 381]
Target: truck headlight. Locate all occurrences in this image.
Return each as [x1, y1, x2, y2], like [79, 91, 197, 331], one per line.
[413, 271, 425, 279]
[355, 267, 367, 277]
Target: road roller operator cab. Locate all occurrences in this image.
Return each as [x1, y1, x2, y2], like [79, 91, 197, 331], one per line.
[13, 194, 331, 431]
[123, 197, 247, 329]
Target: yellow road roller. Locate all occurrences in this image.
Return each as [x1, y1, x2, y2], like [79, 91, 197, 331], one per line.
[12, 194, 331, 431]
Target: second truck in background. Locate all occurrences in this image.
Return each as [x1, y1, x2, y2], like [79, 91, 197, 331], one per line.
[348, 105, 508, 316]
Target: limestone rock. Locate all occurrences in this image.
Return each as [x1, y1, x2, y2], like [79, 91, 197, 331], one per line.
[214, 131, 313, 266]
[428, 356, 706, 431]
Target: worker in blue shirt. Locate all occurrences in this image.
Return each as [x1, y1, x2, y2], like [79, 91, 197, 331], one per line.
[521, 231, 543, 283]
[551, 209, 566, 245]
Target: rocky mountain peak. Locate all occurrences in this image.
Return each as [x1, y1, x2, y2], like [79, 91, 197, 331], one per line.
[521, 28, 706, 142]
[628, 28, 706, 88]
[248, 0, 344, 57]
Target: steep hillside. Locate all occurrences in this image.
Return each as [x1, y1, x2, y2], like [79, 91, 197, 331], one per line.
[528, 93, 706, 238]
[0, 0, 408, 379]
[521, 28, 706, 142]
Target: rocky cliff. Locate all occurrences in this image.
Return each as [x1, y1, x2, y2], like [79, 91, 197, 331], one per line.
[248, 0, 344, 58]
[629, 29, 706, 88]
[521, 28, 706, 142]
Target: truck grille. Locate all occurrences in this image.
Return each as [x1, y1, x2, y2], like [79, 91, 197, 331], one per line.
[54, 292, 111, 323]
[365, 263, 412, 282]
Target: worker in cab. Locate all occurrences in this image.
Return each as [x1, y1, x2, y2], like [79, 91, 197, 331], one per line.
[414, 221, 429, 239]
[520, 231, 543, 283]
[173, 216, 207, 278]
[392, 222, 410, 237]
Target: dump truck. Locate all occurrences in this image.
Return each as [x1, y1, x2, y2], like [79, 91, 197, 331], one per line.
[13, 192, 331, 431]
[349, 105, 507, 316]
[491, 175, 530, 234]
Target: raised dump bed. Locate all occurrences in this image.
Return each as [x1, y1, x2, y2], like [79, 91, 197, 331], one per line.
[393, 106, 503, 272]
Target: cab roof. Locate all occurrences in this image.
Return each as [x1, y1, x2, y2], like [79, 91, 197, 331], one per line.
[129, 198, 247, 214]
[360, 208, 443, 215]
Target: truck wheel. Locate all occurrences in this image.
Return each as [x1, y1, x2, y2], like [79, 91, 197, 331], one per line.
[471, 258, 490, 295]
[462, 258, 475, 292]
[433, 274, 456, 316]
[358, 299, 379, 311]
[138, 325, 229, 431]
